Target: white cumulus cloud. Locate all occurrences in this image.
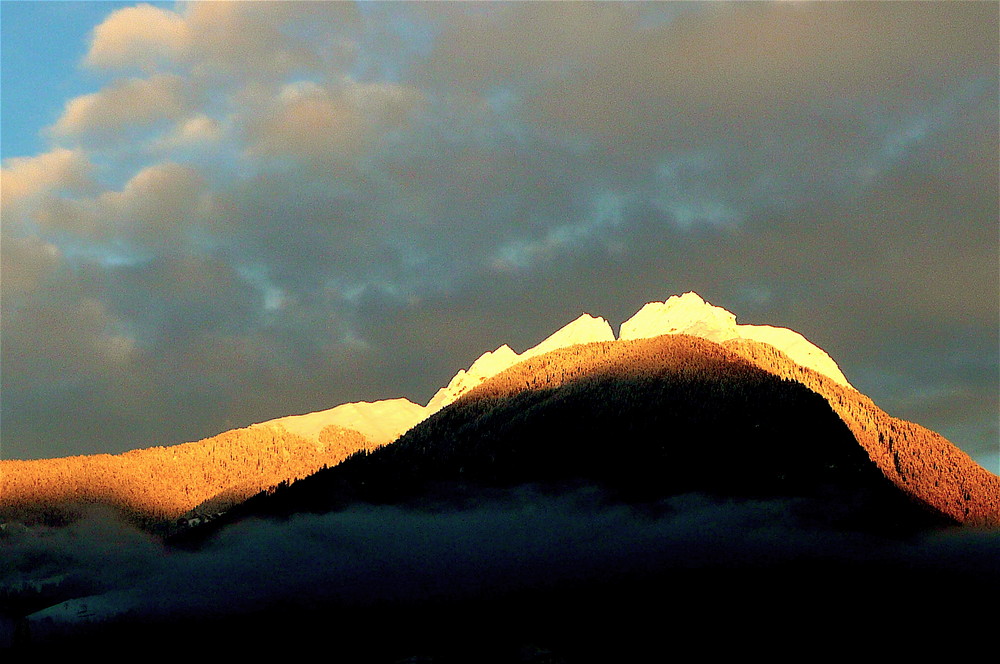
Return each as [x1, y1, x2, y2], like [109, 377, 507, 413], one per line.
[51, 74, 194, 140]
[85, 3, 191, 71]
[1, 148, 94, 212]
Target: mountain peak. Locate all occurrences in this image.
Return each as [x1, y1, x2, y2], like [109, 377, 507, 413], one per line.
[426, 314, 615, 414]
[620, 292, 737, 342]
[467, 344, 518, 377]
[522, 313, 615, 360]
[427, 295, 851, 414]
[621, 294, 852, 388]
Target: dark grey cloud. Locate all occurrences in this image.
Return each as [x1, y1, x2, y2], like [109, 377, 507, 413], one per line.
[1, 2, 996, 472]
[519, 2, 996, 139]
[3, 489, 998, 652]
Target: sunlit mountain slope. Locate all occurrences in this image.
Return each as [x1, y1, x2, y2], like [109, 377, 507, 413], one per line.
[0, 422, 379, 527]
[723, 338, 999, 524]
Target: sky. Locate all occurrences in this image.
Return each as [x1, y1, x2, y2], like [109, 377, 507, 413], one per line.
[1, 1, 997, 472]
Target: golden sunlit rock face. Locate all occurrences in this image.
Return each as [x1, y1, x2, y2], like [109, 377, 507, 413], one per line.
[3, 293, 996, 530]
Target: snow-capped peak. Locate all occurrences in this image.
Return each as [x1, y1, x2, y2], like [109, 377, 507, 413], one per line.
[426, 313, 615, 414]
[620, 293, 852, 388]
[522, 313, 616, 360]
[619, 292, 738, 342]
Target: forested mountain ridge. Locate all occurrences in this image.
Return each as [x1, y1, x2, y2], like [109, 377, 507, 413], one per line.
[722, 338, 1000, 525]
[0, 423, 381, 528]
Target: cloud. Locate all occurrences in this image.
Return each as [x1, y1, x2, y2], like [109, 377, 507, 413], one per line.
[85, 3, 191, 71]
[83, 1, 361, 80]
[183, 1, 359, 78]
[244, 79, 423, 161]
[51, 74, 194, 140]
[0, 148, 94, 212]
[0, 234, 62, 300]
[149, 114, 223, 151]
[2, 291, 137, 391]
[408, 2, 646, 93]
[518, 2, 997, 138]
[25, 162, 208, 251]
[6, 490, 999, 652]
[2, 2, 995, 470]
[97, 163, 207, 240]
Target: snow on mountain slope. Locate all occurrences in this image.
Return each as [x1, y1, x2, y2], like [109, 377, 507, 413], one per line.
[620, 292, 738, 343]
[255, 398, 427, 446]
[619, 292, 852, 388]
[426, 345, 521, 414]
[426, 313, 615, 413]
[521, 313, 616, 360]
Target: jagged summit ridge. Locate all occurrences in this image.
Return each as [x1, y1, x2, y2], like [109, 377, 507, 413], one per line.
[620, 293, 853, 388]
[255, 293, 851, 443]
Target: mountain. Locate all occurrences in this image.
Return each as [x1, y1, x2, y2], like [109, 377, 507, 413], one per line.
[5, 293, 999, 657]
[164, 291, 997, 537]
[722, 337, 999, 524]
[3, 292, 995, 531]
[252, 397, 428, 447]
[199, 331, 993, 538]
[0, 314, 616, 528]
[0, 421, 380, 529]
[427, 292, 852, 416]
